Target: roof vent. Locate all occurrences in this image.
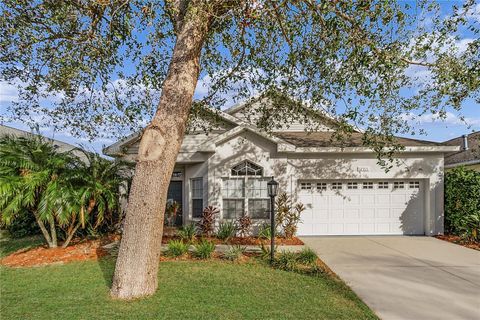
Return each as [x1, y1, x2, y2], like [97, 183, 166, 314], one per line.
[462, 134, 469, 151]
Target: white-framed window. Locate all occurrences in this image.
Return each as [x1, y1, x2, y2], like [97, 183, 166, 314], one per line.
[231, 160, 263, 176]
[223, 162, 270, 220]
[394, 181, 405, 189]
[222, 178, 245, 219]
[362, 182, 374, 189]
[332, 182, 342, 190]
[246, 178, 270, 219]
[378, 182, 389, 189]
[191, 178, 203, 218]
[347, 182, 358, 189]
[317, 182, 327, 191]
[409, 181, 420, 189]
[301, 182, 312, 190]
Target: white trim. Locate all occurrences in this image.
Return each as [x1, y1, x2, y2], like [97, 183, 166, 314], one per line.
[287, 146, 460, 154]
[198, 125, 296, 152]
[444, 159, 480, 169]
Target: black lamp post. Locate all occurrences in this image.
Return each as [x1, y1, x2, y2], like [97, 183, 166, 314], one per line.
[267, 177, 278, 264]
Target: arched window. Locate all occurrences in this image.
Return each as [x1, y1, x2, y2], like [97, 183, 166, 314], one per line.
[223, 161, 269, 220]
[231, 160, 263, 176]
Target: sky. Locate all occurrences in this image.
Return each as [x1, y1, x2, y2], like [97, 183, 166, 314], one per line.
[0, 1, 479, 153]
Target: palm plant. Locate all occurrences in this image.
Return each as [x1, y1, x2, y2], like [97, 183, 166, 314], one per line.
[61, 150, 129, 245]
[0, 134, 128, 248]
[0, 134, 75, 247]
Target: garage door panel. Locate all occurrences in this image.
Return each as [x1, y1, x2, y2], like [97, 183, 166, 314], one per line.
[312, 210, 329, 221]
[344, 209, 360, 219]
[345, 195, 361, 206]
[345, 224, 359, 234]
[361, 208, 375, 219]
[376, 223, 391, 233]
[329, 223, 344, 234]
[297, 180, 424, 236]
[312, 224, 328, 234]
[376, 194, 390, 205]
[362, 195, 375, 205]
[392, 194, 407, 205]
[361, 223, 375, 233]
[313, 195, 328, 207]
[376, 208, 390, 218]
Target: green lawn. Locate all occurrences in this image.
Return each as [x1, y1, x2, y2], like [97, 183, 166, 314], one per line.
[0, 239, 377, 320]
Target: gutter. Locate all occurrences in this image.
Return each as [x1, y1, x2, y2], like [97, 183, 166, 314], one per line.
[445, 159, 480, 169]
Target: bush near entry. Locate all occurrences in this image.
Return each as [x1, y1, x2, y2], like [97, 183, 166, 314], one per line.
[444, 167, 480, 241]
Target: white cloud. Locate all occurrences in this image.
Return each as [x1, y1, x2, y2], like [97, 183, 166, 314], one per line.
[0, 81, 19, 103]
[465, 3, 480, 22]
[401, 111, 480, 127]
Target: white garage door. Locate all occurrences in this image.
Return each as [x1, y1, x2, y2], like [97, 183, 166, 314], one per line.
[297, 180, 424, 236]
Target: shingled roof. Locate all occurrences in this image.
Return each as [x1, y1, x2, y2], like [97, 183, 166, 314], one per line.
[443, 131, 480, 167]
[273, 132, 444, 148]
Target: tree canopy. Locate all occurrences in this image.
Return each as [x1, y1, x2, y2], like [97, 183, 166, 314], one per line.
[1, 0, 479, 140]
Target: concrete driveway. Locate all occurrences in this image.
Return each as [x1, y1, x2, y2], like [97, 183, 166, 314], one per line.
[301, 236, 480, 320]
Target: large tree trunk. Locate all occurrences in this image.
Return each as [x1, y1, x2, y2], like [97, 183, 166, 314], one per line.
[110, 8, 210, 300]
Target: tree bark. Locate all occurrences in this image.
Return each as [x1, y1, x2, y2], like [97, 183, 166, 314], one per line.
[49, 218, 57, 248]
[62, 221, 81, 248]
[34, 211, 53, 247]
[110, 7, 210, 300]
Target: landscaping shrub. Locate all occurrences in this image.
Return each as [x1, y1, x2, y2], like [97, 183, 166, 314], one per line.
[445, 167, 480, 241]
[198, 206, 219, 237]
[271, 249, 320, 274]
[297, 248, 318, 266]
[273, 250, 299, 271]
[178, 223, 197, 243]
[217, 221, 236, 241]
[258, 223, 272, 239]
[166, 240, 189, 257]
[236, 214, 252, 237]
[259, 242, 276, 259]
[193, 239, 216, 259]
[275, 193, 304, 239]
[223, 245, 246, 261]
[165, 201, 181, 227]
[1, 209, 40, 238]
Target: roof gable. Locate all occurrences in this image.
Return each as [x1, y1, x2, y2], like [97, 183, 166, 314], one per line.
[104, 107, 252, 156]
[224, 92, 342, 133]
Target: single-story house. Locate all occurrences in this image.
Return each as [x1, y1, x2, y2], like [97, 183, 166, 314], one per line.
[104, 97, 460, 236]
[443, 131, 480, 171]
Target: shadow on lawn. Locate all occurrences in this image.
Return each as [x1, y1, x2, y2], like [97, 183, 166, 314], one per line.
[96, 247, 115, 288]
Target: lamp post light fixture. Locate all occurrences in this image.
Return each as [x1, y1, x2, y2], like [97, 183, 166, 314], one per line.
[267, 177, 279, 264]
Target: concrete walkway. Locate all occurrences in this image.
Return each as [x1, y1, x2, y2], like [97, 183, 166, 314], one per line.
[301, 236, 480, 320]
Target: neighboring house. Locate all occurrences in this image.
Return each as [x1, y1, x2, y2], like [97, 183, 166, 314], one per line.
[104, 97, 459, 236]
[443, 131, 480, 171]
[0, 124, 87, 161]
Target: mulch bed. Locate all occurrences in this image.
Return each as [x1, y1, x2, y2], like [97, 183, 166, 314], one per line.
[435, 235, 480, 251]
[1, 234, 303, 268]
[161, 236, 304, 246]
[1, 240, 109, 268]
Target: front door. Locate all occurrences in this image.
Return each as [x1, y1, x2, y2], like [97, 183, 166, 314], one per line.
[166, 181, 183, 226]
